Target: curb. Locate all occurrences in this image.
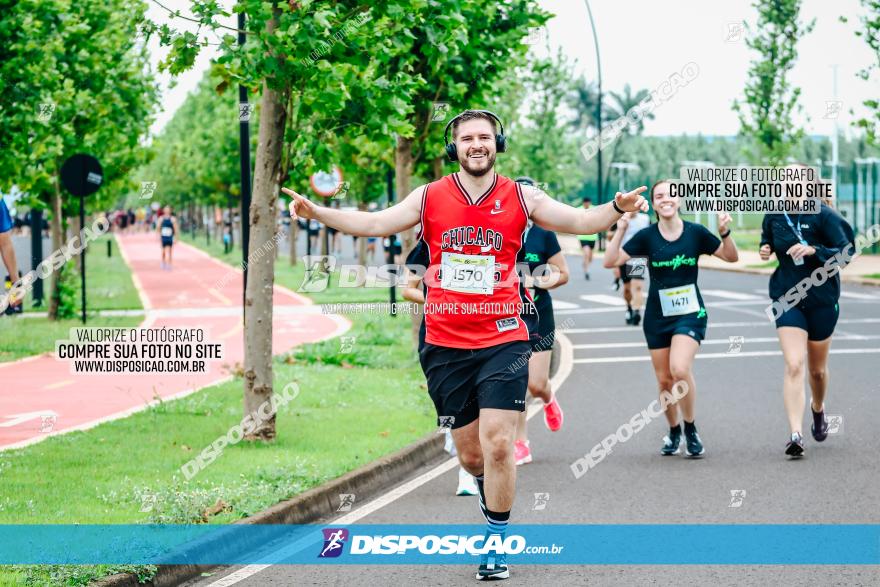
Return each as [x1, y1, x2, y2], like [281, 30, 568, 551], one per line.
[93, 431, 447, 587]
[93, 344, 565, 587]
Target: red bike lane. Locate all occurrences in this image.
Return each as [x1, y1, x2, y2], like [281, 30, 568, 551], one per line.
[0, 234, 348, 451]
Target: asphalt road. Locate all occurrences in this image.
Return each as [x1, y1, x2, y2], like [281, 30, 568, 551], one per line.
[184, 255, 880, 587]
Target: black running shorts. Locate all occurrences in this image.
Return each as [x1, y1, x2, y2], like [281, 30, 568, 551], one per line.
[419, 340, 530, 429]
[775, 302, 839, 341]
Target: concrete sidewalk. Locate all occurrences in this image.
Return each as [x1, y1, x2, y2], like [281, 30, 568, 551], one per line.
[558, 234, 880, 286]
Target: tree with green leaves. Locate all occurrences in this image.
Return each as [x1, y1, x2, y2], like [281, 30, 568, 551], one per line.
[0, 0, 158, 318]
[733, 0, 815, 165]
[496, 49, 583, 200]
[845, 1, 880, 144]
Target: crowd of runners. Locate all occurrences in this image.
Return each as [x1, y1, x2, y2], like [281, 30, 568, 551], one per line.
[282, 109, 856, 581]
[0, 103, 849, 582]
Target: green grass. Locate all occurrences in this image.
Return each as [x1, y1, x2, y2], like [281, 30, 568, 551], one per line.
[179, 232, 388, 304]
[865, 273, 880, 280]
[1, 236, 143, 362]
[0, 316, 143, 363]
[20, 234, 142, 313]
[2, 235, 430, 586]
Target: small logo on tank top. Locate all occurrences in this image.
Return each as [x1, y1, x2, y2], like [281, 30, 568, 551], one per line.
[496, 317, 519, 332]
[490, 199, 504, 215]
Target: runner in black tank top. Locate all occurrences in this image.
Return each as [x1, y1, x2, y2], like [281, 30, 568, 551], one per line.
[158, 206, 178, 270]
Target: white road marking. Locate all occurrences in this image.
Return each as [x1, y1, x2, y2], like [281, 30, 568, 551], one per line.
[579, 294, 627, 306]
[572, 347, 880, 364]
[205, 332, 576, 586]
[700, 289, 762, 300]
[572, 334, 880, 350]
[561, 317, 880, 335]
[839, 291, 880, 300]
[552, 300, 580, 310]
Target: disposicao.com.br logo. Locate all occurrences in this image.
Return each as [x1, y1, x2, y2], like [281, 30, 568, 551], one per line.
[317, 530, 562, 557]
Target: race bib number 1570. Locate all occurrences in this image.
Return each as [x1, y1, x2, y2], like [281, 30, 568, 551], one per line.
[440, 252, 495, 295]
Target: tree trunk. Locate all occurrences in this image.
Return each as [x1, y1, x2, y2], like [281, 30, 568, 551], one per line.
[47, 185, 64, 321]
[395, 135, 415, 254]
[357, 202, 367, 266]
[432, 156, 444, 181]
[242, 10, 286, 442]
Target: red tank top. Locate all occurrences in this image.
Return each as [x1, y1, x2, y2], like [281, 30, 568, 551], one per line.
[419, 173, 532, 349]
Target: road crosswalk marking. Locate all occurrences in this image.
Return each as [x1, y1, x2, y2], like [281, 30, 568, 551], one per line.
[700, 289, 762, 300]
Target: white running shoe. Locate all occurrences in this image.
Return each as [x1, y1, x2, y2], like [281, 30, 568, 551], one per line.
[443, 429, 457, 456]
[456, 468, 478, 496]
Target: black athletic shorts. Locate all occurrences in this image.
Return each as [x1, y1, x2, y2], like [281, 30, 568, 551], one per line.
[419, 340, 530, 430]
[530, 293, 555, 353]
[161, 237, 173, 248]
[579, 239, 596, 249]
[620, 261, 645, 284]
[643, 312, 707, 350]
[775, 302, 839, 341]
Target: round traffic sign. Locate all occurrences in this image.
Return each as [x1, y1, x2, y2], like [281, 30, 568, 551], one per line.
[309, 167, 344, 198]
[60, 154, 103, 197]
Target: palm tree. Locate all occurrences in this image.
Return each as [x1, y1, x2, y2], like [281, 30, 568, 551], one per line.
[606, 84, 655, 135]
[568, 77, 601, 132]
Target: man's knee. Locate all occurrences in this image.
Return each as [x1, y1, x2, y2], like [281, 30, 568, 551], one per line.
[528, 377, 550, 402]
[458, 448, 483, 474]
[482, 424, 515, 464]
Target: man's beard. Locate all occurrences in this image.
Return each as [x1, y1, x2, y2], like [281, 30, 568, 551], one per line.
[459, 149, 496, 177]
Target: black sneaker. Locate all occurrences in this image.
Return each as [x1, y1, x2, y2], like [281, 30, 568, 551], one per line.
[625, 308, 633, 325]
[684, 425, 705, 457]
[584, 272, 591, 281]
[785, 432, 805, 457]
[631, 310, 641, 326]
[476, 552, 509, 581]
[660, 427, 682, 456]
[811, 407, 828, 442]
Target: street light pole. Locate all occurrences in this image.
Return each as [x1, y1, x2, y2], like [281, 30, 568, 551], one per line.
[238, 10, 251, 321]
[584, 0, 603, 204]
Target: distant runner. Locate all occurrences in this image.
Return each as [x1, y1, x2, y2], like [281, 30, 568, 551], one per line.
[157, 206, 179, 270]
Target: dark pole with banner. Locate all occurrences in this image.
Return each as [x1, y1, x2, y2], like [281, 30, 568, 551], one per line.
[30, 209, 44, 305]
[60, 153, 103, 324]
[386, 169, 397, 317]
[238, 9, 251, 318]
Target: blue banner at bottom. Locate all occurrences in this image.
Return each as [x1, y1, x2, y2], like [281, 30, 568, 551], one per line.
[0, 524, 877, 565]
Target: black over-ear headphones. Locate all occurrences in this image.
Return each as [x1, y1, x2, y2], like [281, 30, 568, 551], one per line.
[443, 110, 507, 162]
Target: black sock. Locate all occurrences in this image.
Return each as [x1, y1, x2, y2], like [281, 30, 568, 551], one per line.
[670, 423, 682, 435]
[683, 420, 696, 433]
[485, 508, 510, 542]
[475, 475, 488, 522]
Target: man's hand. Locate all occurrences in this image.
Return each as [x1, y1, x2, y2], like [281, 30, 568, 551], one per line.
[718, 212, 732, 234]
[616, 215, 630, 232]
[787, 243, 815, 261]
[759, 243, 772, 261]
[614, 186, 649, 213]
[282, 188, 318, 221]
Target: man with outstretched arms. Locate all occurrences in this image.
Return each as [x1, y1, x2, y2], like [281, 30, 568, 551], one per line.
[284, 109, 646, 581]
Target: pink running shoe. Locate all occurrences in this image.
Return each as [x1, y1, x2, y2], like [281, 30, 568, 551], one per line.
[514, 440, 532, 465]
[543, 397, 564, 432]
